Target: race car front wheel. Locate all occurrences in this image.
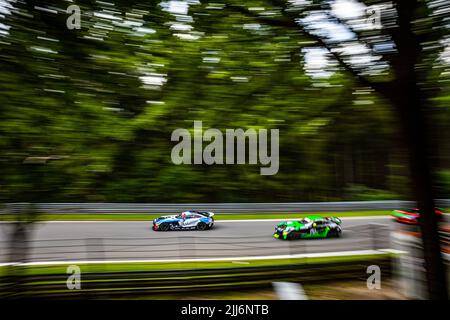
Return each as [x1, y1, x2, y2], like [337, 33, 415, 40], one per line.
[286, 232, 301, 240]
[159, 223, 170, 231]
[328, 229, 341, 238]
[197, 222, 207, 231]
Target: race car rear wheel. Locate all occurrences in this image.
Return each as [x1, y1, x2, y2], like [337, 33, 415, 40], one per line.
[328, 228, 341, 238]
[159, 223, 170, 231]
[197, 222, 207, 231]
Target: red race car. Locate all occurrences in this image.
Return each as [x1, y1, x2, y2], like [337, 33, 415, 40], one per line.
[391, 207, 444, 225]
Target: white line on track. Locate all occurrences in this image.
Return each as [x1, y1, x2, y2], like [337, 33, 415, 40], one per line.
[0, 248, 406, 267]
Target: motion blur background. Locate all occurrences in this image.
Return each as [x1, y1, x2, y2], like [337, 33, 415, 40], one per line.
[0, 0, 449, 300]
[1, 0, 449, 203]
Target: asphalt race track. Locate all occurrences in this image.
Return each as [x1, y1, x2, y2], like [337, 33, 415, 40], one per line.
[0, 217, 397, 263]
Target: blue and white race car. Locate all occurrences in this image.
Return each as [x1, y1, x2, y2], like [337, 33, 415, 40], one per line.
[152, 210, 215, 231]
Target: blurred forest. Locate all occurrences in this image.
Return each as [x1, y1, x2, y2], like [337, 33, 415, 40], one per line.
[0, 0, 450, 203]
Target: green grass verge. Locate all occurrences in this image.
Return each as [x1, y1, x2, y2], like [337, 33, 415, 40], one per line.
[0, 210, 393, 221]
[0, 253, 399, 298]
[0, 252, 397, 277]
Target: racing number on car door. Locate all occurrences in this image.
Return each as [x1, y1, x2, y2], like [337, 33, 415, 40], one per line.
[185, 216, 200, 227]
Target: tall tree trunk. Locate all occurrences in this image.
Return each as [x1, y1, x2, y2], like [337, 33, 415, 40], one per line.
[395, 81, 448, 300]
[391, 0, 448, 299]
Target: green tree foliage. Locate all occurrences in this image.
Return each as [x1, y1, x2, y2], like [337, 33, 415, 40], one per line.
[0, 0, 445, 203]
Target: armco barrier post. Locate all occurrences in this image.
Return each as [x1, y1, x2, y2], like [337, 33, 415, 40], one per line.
[85, 238, 104, 298]
[86, 238, 104, 261]
[369, 223, 380, 250]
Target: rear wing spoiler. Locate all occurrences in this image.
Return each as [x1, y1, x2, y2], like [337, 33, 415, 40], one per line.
[201, 211, 215, 217]
[326, 217, 341, 225]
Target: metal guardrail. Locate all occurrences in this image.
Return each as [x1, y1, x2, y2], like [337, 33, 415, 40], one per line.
[0, 257, 393, 299]
[2, 200, 450, 214]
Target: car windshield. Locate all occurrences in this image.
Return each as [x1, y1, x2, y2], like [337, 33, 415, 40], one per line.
[299, 218, 311, 224]
[177, 211, 193, 219]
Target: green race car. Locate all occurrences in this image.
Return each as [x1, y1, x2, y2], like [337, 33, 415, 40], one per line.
[273, 215, 342, 240]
